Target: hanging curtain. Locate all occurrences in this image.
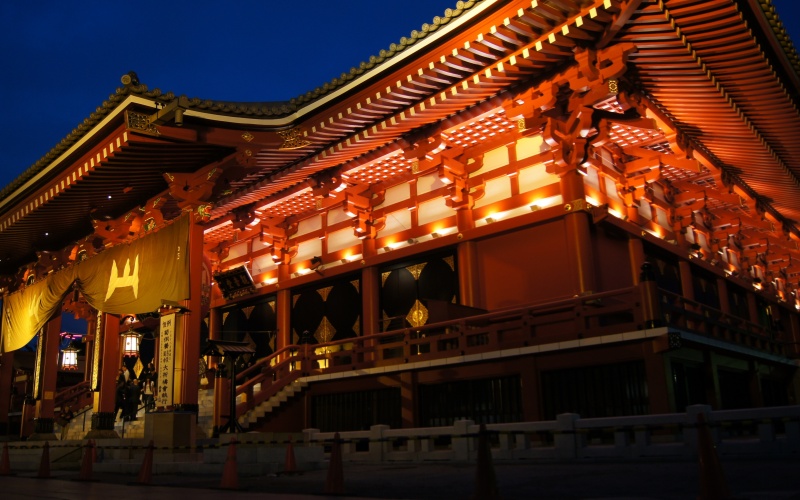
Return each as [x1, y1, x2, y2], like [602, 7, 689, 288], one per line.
[1, 215, 190, 353]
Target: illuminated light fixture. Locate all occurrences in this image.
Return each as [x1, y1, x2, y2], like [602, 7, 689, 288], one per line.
[384, 246, 392, 253]
[61, 337, 79, 371]
[529, 205, 541, 212]
[120, 327, 143, 357]
[407, 238, 418, 245]
[485, 217, 495, 224]
[341, 259, 349, 265]
[431, 232, 441, 238]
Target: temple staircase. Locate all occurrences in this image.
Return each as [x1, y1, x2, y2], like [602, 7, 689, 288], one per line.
[55, 387, 216, 440]
[237, 379, 308, 430]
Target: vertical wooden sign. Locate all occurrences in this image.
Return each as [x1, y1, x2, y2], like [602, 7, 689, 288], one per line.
[157, 312, 176, 407]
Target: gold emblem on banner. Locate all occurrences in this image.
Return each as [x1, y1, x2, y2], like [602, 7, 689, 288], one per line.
[106, 255, 140, 300]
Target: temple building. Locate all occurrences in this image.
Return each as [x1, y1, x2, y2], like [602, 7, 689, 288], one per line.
[1, 0, 799, 443]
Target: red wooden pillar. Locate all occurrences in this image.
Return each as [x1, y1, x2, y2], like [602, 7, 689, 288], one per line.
[362, 237, 377, 259]
[457, 241, 480, 308]
[717, 278, 731, 315]
[642, 346, 671, 414]
[276, 288, 291, 350]
[212, 361, 230, 437]
[83, 313, 96, 382]
[561, 169, 595, 296]
[361, 266, 380, 336]
[177, 216, 204, 409]
[679, 261, 695, 301]
[30, 315, 62, 439]
[628, 237, 646, 286]
[87, 312, 120, 437]
[456, 207, 474, 233]
[400, 371, 417, 428]
[207, 307, 221, 371]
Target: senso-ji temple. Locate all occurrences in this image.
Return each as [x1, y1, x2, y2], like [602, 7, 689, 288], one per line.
[1, 0, 799, 449]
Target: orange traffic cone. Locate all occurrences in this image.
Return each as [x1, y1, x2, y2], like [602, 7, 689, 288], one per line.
[36, 442, 50, 478]
[472, 423, 500, 500]
[219, 437, 239, 490]
[77, 440, 93, 481]
[0, 442, 11, 476]
[696, 413, 732, 500]
[137, 440, 155, 485]
[325, 432, 344, 495]
[284, 436, 297, 474]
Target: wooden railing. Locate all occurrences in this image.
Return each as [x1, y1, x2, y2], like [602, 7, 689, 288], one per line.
[232, 284, 790, 421]
[235, 345, 304, 417]
[659, 290, 785, 356]
[54, 380, 92, 411]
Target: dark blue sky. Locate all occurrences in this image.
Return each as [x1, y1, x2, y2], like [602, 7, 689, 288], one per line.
[0, 0, 798, 192]
[0, 0, 457, 190]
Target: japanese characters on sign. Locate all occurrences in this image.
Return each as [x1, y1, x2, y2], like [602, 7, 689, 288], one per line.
[157, 312, 176, 407]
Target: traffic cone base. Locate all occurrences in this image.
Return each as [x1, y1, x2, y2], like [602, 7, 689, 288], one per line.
[136, 440, 155, 485]
[472, 423, 500, 500]
[696, 413, 732, 500]
[0, 442, 13, 476]
[219, 437, 240, 490]
[325, 432, 344, 495]
[283, 436, 298, 475]
[75, 440, 94, 481]
[36, 442, 50, 479]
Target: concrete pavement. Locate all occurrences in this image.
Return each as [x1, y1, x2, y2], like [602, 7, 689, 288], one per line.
[2, 458, 800, 499]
